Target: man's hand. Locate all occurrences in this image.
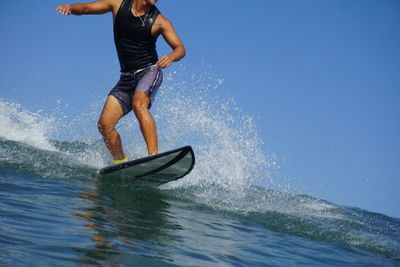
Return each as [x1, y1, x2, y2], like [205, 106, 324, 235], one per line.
[56, 5, 72, 15]
[156, 54, 174, 69]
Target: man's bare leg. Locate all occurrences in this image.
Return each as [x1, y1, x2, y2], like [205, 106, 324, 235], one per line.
[97, 95, 126, 160]
[132, 91, 158, 156]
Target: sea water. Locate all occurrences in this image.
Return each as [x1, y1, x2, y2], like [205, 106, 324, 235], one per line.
[0, 66, 399, 266]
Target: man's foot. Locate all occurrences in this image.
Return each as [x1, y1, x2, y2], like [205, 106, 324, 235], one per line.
[113, 157, 128, 165]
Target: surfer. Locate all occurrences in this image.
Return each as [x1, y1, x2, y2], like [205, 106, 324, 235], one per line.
[56, 0, 186, 164]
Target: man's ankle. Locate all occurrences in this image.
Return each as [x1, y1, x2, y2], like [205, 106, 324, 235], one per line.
[113, 157, 128, 164]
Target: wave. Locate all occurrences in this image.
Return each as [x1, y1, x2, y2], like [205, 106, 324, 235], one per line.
[1, 136, 398, 260]
[0, 65, 399, 261]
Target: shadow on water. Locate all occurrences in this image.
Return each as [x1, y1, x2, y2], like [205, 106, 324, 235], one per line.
[73, 177, 182, 266]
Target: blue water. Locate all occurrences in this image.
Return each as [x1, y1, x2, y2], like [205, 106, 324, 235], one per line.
[0, 69, 399, 266]
[0, 147, 399, 266]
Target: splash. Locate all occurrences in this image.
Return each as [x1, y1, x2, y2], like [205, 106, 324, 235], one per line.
[0, 99, 57, 151]
[0, 63, 282, 202]
[0, 63, 280, 191]
[155, 65, 273, 190]
[0, 99, 106, 174]
[1, 64, 399, 260]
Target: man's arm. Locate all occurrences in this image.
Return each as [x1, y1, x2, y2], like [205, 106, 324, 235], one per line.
[156, 15, 186, 69]
[56, 0, 114, 15]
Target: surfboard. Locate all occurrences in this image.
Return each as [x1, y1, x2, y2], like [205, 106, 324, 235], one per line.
[99, 145, 195, 186]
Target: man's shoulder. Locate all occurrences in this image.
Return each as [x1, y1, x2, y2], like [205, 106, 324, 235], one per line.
[155, 12, 172, 26]
[109, 0, 124, 9]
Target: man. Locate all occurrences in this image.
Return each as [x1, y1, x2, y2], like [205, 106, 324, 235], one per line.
[56, 0, 186, 164]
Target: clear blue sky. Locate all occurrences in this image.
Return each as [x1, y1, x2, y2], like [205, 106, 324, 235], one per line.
[1, 0, 399, 217]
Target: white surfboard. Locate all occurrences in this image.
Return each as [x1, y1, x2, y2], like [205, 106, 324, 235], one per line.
[99, 146, 195, 186]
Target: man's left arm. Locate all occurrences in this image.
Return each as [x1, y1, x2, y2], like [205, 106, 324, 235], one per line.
[156, 16, 186, 69]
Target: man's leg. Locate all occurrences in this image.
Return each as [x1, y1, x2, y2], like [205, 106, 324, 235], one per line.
[132, 91, 158, 156]
[97, 95, 126, 160]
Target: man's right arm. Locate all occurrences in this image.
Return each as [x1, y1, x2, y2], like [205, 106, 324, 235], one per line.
[56, 0, 114, 15]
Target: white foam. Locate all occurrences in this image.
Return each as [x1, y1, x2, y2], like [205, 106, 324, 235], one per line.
[140, 64, 349, 222]
[0, 99, 57, 151]
[145, 65, 272, 191]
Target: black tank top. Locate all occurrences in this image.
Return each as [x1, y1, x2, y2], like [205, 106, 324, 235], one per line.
[114, 0, 161, 72]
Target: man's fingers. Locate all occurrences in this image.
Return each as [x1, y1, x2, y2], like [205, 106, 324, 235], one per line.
[158, 58, 167, 66]
[159, 60, 169, 68]
[156, 55, 173, 68]
[158, 56, 167, 64]
[56, 5, 71, 15]
[157, 58, 167, 67]
[158, 61, 170, 69]
[159, 56, 171, 65]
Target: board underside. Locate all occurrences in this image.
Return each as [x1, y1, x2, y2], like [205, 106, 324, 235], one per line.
[99, 146, 195, 186]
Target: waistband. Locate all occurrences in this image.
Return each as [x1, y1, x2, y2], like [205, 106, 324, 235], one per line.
[121, 63, 157, 76]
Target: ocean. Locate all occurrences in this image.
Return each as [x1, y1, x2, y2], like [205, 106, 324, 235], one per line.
[0, 68, 399, 266]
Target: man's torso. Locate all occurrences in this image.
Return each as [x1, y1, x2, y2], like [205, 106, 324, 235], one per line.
[112, 0, 163, 72]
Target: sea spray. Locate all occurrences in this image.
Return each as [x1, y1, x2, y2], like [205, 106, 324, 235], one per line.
[0, 64, 399, 260]
[0, 99, 105, 176]
[0, 63, 281, 204]
[0, 63, 304, 207]
[0, 99, 57, 152]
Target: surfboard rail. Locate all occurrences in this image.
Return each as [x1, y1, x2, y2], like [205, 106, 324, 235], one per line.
[99, 145, 195, 185]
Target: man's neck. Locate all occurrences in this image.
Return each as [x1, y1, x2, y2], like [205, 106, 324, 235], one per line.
[132, 0, 151, 14]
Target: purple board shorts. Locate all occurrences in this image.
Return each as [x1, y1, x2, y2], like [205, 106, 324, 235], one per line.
[108, 64, 163, 116]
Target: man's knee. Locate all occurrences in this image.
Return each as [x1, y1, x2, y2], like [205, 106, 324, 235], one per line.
[97, 119, 113, 135]
[132, 98, 149, 113]
[97, 119, 105, 133]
